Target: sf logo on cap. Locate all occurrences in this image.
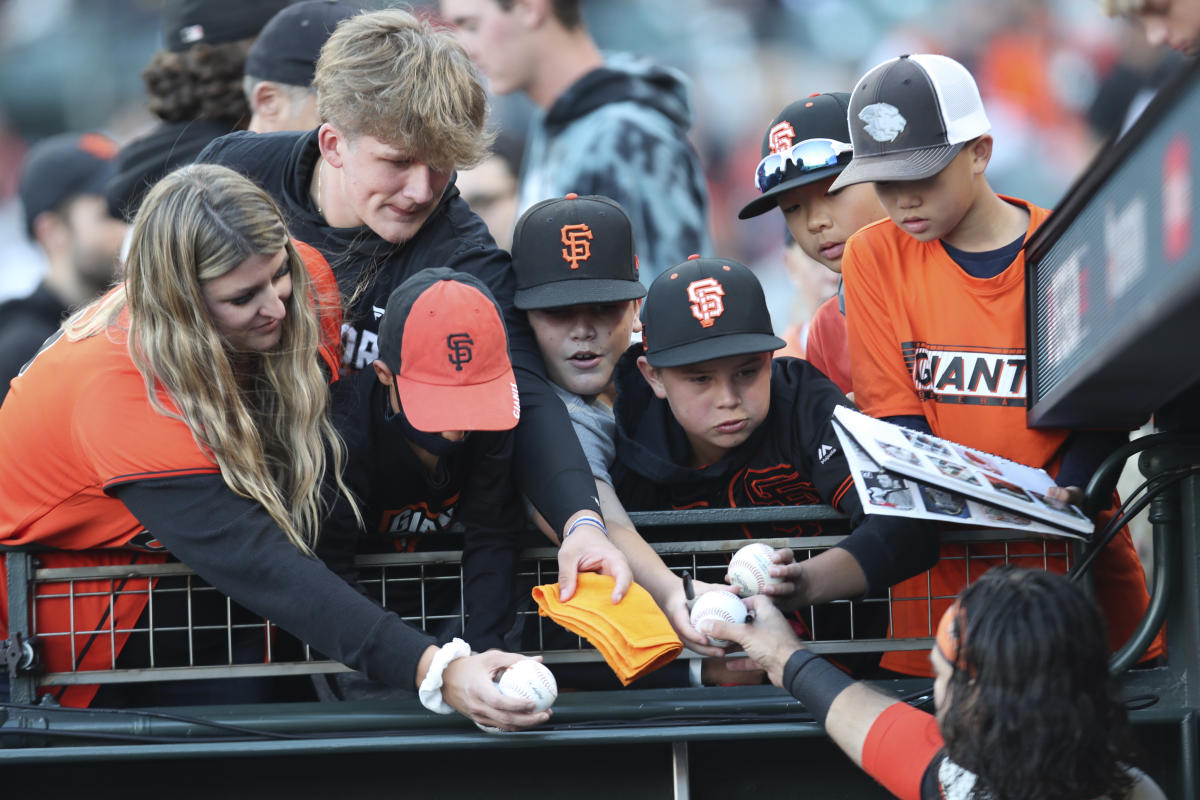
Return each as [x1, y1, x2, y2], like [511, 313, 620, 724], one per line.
[687, 278, 725, 328]
[768, 121, 795, 153]
[447, 332, 473, 371]
[560, 223, 593, 270]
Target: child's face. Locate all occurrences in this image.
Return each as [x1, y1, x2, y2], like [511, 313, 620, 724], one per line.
[872, 144, 981, 244]
[777, 177, 886, 274]
[638, 351, 772, 467]
[527, 300, 641, 398]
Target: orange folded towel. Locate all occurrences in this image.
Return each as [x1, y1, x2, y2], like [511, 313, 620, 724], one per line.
[532, 573, 683, 686]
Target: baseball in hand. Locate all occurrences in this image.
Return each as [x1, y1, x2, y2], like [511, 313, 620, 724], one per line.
[728, 542, 782, 597]
[689, 590, 749, 647]
[497, 659, 557, 712]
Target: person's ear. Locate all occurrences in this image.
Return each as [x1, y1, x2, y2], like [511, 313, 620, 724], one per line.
[630, 298, 644, 334]
[968, 135, 992, 176]
[318, 122, 346, 169]
[372, 359, 393, 387]
[250, 81, 282, 121]
[32, 210, 68, 255]
[637, 355, 668, 400]
[517, 0, 549, 28]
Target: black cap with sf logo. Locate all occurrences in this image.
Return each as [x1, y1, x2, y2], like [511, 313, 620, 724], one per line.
[511, 193, 645, 310]
[641, 255, 785, 368]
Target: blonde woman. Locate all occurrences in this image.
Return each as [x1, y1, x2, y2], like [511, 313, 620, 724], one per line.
[0, 164, 547, 730]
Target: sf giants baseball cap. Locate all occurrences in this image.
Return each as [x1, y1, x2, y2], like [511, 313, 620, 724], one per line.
[641, 255, 785, 368]
[377, 268, 519, 432]
[162, 0, 290, 52]
[512, 193, 645, 310]
[830, 54, 991, 191]
[738, 92, 853, 220]
[19, 132, 119, 237]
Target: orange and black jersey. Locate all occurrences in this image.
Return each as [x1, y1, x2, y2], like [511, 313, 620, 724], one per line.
[318, 368, 524, 651]
[610, 348, 939, 596]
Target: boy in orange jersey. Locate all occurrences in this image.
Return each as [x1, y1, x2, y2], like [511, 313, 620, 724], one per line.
[834, 53, 1162, 676]
[738, 93, 887, 395]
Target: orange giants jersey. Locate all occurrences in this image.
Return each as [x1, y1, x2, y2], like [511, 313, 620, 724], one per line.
[843, 197, 1161, 675]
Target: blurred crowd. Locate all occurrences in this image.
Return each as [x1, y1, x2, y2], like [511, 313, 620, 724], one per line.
[0, 0, 1184, 327]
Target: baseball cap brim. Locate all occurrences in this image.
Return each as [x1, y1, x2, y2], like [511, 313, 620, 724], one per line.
[645, 332, 787, 369]
[737, 163, 845, 220]
[829, 142, 964, 191]
[397, 369, 520, 433]
[515, 278, 646, 310]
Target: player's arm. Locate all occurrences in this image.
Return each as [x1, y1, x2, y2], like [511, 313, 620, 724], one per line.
[703, 595, 940, 800]
[114, 474, 548, 730]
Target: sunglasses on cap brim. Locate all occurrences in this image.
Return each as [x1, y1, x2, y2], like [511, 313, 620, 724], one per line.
[754, 138, 853, 194]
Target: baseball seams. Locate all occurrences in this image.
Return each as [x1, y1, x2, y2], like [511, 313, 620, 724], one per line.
[498, 660, 557, 711]
[689, 591, 749, 647]
[728, 542, 780, 596]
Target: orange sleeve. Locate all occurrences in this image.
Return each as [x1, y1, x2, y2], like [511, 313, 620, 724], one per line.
[861, 702, 944, 800]
[805, 296, 853, 395]
[293, 239, 343, 381]
[72, 370, 218, 488]
[842, 230, 923, 419]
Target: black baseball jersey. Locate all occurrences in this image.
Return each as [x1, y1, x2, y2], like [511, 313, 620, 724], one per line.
[318, 369, 523, 651]
[612, 350, 939, 595]
[196, 129, 597, 533]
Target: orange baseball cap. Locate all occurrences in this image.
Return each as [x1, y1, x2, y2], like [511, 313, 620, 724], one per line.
[377, 268, 520, 433]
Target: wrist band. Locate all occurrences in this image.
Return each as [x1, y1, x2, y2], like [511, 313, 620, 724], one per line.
[688, 658, 704, 687]
[418, 638, 472, 715]
[783, 648, 854, 727]
[563, 515, 608, 541]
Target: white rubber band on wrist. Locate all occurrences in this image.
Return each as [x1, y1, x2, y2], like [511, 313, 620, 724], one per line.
[418, 637, 472, 715]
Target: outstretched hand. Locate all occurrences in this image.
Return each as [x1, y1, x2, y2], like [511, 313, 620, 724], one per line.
[441, 651, 552, 731]
[557, 522, 633, 603]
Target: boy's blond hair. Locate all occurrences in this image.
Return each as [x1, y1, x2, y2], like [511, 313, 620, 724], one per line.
[314, 8, 493, 170]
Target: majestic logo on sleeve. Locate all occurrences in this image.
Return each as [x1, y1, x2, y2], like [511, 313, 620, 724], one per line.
[561, 223, 594, 269]
[903, 341, 1028, 406]
[859, 103, 907, 143]
[687, 278, 725, 328]
[447, 333, 473, 371]
[768, 121, 796, 153]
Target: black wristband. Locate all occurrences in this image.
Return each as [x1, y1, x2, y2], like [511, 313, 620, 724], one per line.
[782, 649, 855, 727]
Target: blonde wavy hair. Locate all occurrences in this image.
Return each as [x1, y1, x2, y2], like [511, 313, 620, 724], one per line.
[313, 7, 494, 171]
[68, 164, 352, 554]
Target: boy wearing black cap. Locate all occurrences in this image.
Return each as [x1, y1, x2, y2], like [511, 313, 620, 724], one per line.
[738, 93, 886, 395]
[319, 268, 524, 668]
[244, 1, 360, 134]
[834, 53, 1160, 676]
[610, 256, 940, 672]
[511, 194, 722, 660]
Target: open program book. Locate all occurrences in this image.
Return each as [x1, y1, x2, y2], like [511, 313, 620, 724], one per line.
[831, 406, 1093, 541]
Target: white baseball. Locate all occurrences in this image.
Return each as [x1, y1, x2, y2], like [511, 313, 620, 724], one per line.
[728, 542, 782, 597]
[689, 590, 749, 647]
[497, 659, 557, 712]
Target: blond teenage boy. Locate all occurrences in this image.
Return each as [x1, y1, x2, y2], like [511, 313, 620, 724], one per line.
[738, 93, 886, 395]
[834, 53, 1161, 676]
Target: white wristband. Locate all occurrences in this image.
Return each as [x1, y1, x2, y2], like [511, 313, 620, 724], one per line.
[689, 658, 704, 688]
[418, 638, 472, 715]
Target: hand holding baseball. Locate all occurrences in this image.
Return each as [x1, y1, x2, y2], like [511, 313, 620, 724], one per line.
[726, 542, 784, 597]
[497, 658, 558, 712]
[689, 590, 750, 648]
[697, 595, 803, 688]
[441, 651, 552, 731]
